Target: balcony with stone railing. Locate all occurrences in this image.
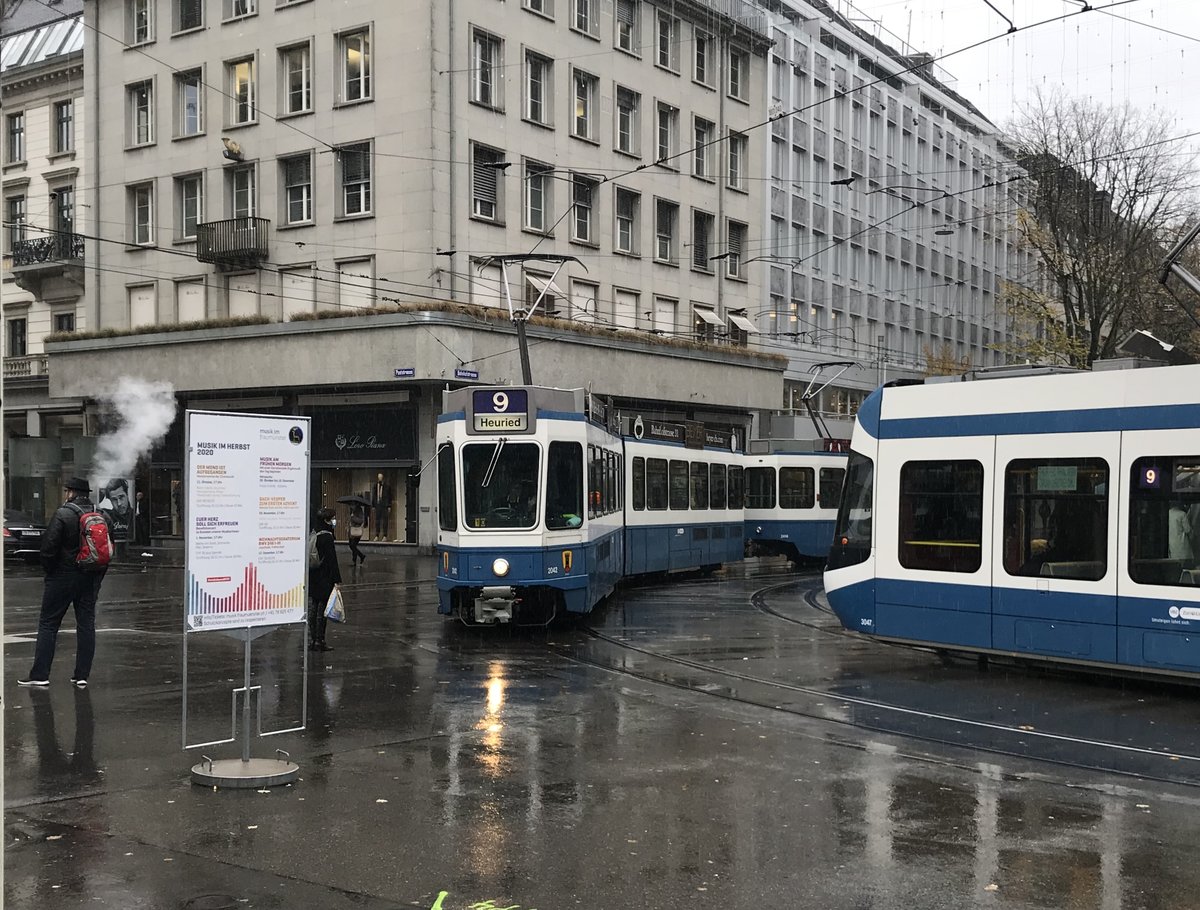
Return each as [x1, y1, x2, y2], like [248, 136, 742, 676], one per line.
[4, 354, 49, 381]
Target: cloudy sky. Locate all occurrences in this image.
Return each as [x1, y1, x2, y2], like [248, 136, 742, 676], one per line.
[844, 0, 1200, 136]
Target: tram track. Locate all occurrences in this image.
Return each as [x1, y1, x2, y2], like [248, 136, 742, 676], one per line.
[553, 577, 1200, 790]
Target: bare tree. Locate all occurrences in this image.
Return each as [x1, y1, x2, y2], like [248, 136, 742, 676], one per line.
[1005, 90, 1196, 366]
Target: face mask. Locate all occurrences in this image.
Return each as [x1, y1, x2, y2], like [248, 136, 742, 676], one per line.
[330, 519, 337, 528]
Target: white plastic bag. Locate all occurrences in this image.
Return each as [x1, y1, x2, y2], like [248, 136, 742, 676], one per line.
[324, 586, 347, 623]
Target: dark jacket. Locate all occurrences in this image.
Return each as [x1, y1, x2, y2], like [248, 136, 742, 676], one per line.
[308, 522, 342, 604]
[40, 497, 107, 574]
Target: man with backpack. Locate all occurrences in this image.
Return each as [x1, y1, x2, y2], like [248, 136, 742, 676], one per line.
[19, 477, 113, 688]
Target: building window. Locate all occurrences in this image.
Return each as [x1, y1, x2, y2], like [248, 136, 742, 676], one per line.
[338, 28, 371, 103]
[225, 0, 256, 19]
[175, 69, 203, 136]
[128, 183, 154, 245]
[615, 86, 640, 156]
[525, 0, 552, 16]
[729, 49, 747, 100]
[127, 0, 153, 44]
[7, 318, 27, 357]
[471, 143, 505, 222]
[336, 258, 375, 309]
[53, 311, 76, 333]
[129, 284, 158, 327]
[175, 174, 203, 240]
[471, 29, 502, 109]
[615, 187, 639, 254]
[572, 0, 596, 36]
[524, 160, 552, 233]
[728, 131, 747, 189]
[337, 143, 372, 217]
[693, 117, 714, 178]
[227, 58, 256, 125]
[280, 43, 312, 114]
[692, 209, 713, 270]
[5, 195, 26, 251]
[525, 51, 552, 125]
[655, 102, 677, 165]
[615, 0, 638, 52]
[53, 101, 74, 154]
[5, 112, 25, 163]
[228, 165, 256, 218]
[280, 154, 312, 224]
[127, 81, 153, 146]
[655, 199, 678, 264]
[571, 174, 597, 243]
[572, 69, 597, 140]
[52, 185, 75, 235]
[656, 12, 678, 71]
[174, 0, 202, 32]
[694, 29, 712, 85]
[726, 220, 747, 278]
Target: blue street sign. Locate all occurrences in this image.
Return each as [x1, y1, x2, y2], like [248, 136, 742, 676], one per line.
[394, 368, 415, 378]
[454, 368, 480, 380]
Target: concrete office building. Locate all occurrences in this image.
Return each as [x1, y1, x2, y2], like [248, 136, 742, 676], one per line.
[752, 0, 1037, 429]
[44, 0, 780, 546]
[1, 0, 87, 520]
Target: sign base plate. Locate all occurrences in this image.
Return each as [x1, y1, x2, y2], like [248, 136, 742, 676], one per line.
[191, 757, 300, 789]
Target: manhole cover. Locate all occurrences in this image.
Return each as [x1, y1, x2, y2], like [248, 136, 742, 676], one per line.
[182, 896, 239, 910]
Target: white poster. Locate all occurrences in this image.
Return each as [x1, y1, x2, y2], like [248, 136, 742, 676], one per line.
[185, 411, 309, 632]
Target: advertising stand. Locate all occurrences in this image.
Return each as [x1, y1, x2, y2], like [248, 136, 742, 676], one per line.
[182, 411, 310, 787]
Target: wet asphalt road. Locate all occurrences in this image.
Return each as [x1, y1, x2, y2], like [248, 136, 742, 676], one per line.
[5, 551, 1200, 909]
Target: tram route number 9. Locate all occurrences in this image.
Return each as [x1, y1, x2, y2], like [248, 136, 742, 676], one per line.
[1140, 465, 1163, 490]
[473, 388, 529, 416]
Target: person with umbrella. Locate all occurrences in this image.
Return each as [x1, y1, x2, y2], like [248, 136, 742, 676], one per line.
[337, 494, 371, 566]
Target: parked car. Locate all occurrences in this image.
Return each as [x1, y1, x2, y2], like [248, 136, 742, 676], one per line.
[4, 510, 45, 562]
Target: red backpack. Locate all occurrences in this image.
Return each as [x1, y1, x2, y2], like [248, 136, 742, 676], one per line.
[66, 502, 113, 572]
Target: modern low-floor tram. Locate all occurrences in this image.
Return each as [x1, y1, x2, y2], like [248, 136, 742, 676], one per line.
[824, 363, 1200, 679]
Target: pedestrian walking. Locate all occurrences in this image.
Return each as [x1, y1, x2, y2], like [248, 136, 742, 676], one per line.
[19, 478, 112, 688]
[308, 507, 342, 652]
[347, 502, 367, 566]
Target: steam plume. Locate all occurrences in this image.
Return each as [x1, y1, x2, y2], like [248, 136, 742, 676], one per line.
[92, 377, 178, 480]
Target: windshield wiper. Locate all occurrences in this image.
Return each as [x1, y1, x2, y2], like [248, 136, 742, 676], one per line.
[481, 437, 507, 488]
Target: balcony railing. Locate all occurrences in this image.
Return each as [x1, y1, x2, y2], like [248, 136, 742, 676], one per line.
[12, 232, 84, 267]
[196, 217, 269, 269]
[4, 355, 49, 379]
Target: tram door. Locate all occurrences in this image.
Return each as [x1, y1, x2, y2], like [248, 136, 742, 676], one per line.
[1115, 429, 1200, 673]
[990, 433, 1120, 664]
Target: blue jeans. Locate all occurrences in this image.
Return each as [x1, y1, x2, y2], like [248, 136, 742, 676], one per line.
[29, 569, 102, 681]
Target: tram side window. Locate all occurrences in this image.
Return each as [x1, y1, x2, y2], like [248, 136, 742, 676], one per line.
[618, 455, 624, 510]
[819, 467, 846, 509]
[546, 441, 584, 529]
[437, 443, 456, 531]
[588, 445, 600, 518]
[745, 467, 776, 509]
[647, 457, 668, 510]
[1002, 458, 1108, 581]
[608, 451, 617, 513]
[779, 467, 815, 509]
[690, 462, 709, 509]
[632, 456, 646, 511]
[1129, 456, 1200, 587]
[898, 460, 984, 573]
[669, 460, 690, 510]
[710, 464, 727, 509]
[728, 466, 744, 509]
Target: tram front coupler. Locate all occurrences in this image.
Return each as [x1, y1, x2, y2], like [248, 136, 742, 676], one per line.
[474, 586, 517, 624]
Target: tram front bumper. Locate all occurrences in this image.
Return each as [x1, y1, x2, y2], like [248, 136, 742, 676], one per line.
[475, 586, 517, 624]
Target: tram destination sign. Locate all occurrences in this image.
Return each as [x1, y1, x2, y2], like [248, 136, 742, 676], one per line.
[472, 389, 529, 433]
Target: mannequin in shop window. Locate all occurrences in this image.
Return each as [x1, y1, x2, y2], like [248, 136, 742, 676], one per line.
[372, 473, 392, 541]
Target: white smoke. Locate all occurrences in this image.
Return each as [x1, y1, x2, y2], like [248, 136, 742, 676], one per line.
[92, 377, 178, 481]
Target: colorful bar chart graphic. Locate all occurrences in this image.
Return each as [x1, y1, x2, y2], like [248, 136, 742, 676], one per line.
[186, 562, 305, 624]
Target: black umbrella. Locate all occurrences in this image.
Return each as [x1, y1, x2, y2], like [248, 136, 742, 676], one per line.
[336, 495, 372, 508]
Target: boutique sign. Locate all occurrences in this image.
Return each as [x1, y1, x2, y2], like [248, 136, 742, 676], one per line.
[311, 405, 417, 462]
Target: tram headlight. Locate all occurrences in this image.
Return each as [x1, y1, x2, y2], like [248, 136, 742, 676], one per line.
[492, 558, 510, 577]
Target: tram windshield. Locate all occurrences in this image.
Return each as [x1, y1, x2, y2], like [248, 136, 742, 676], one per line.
[461, 442, 540, 529]
[828, 450, 873, 569]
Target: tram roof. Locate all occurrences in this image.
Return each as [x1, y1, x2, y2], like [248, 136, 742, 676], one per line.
[856, 362, 1200, 441]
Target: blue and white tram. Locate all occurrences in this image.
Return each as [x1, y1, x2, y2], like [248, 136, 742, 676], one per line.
[743, 449, 846, 564]
[435, 386, 747, 624]
[824, 364, 1200, 678]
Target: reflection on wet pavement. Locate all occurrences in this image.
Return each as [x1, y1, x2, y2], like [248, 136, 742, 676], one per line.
[4, 556, 1200, 908]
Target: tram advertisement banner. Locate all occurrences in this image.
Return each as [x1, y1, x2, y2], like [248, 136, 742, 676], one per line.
[184, 411, 310, 633]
